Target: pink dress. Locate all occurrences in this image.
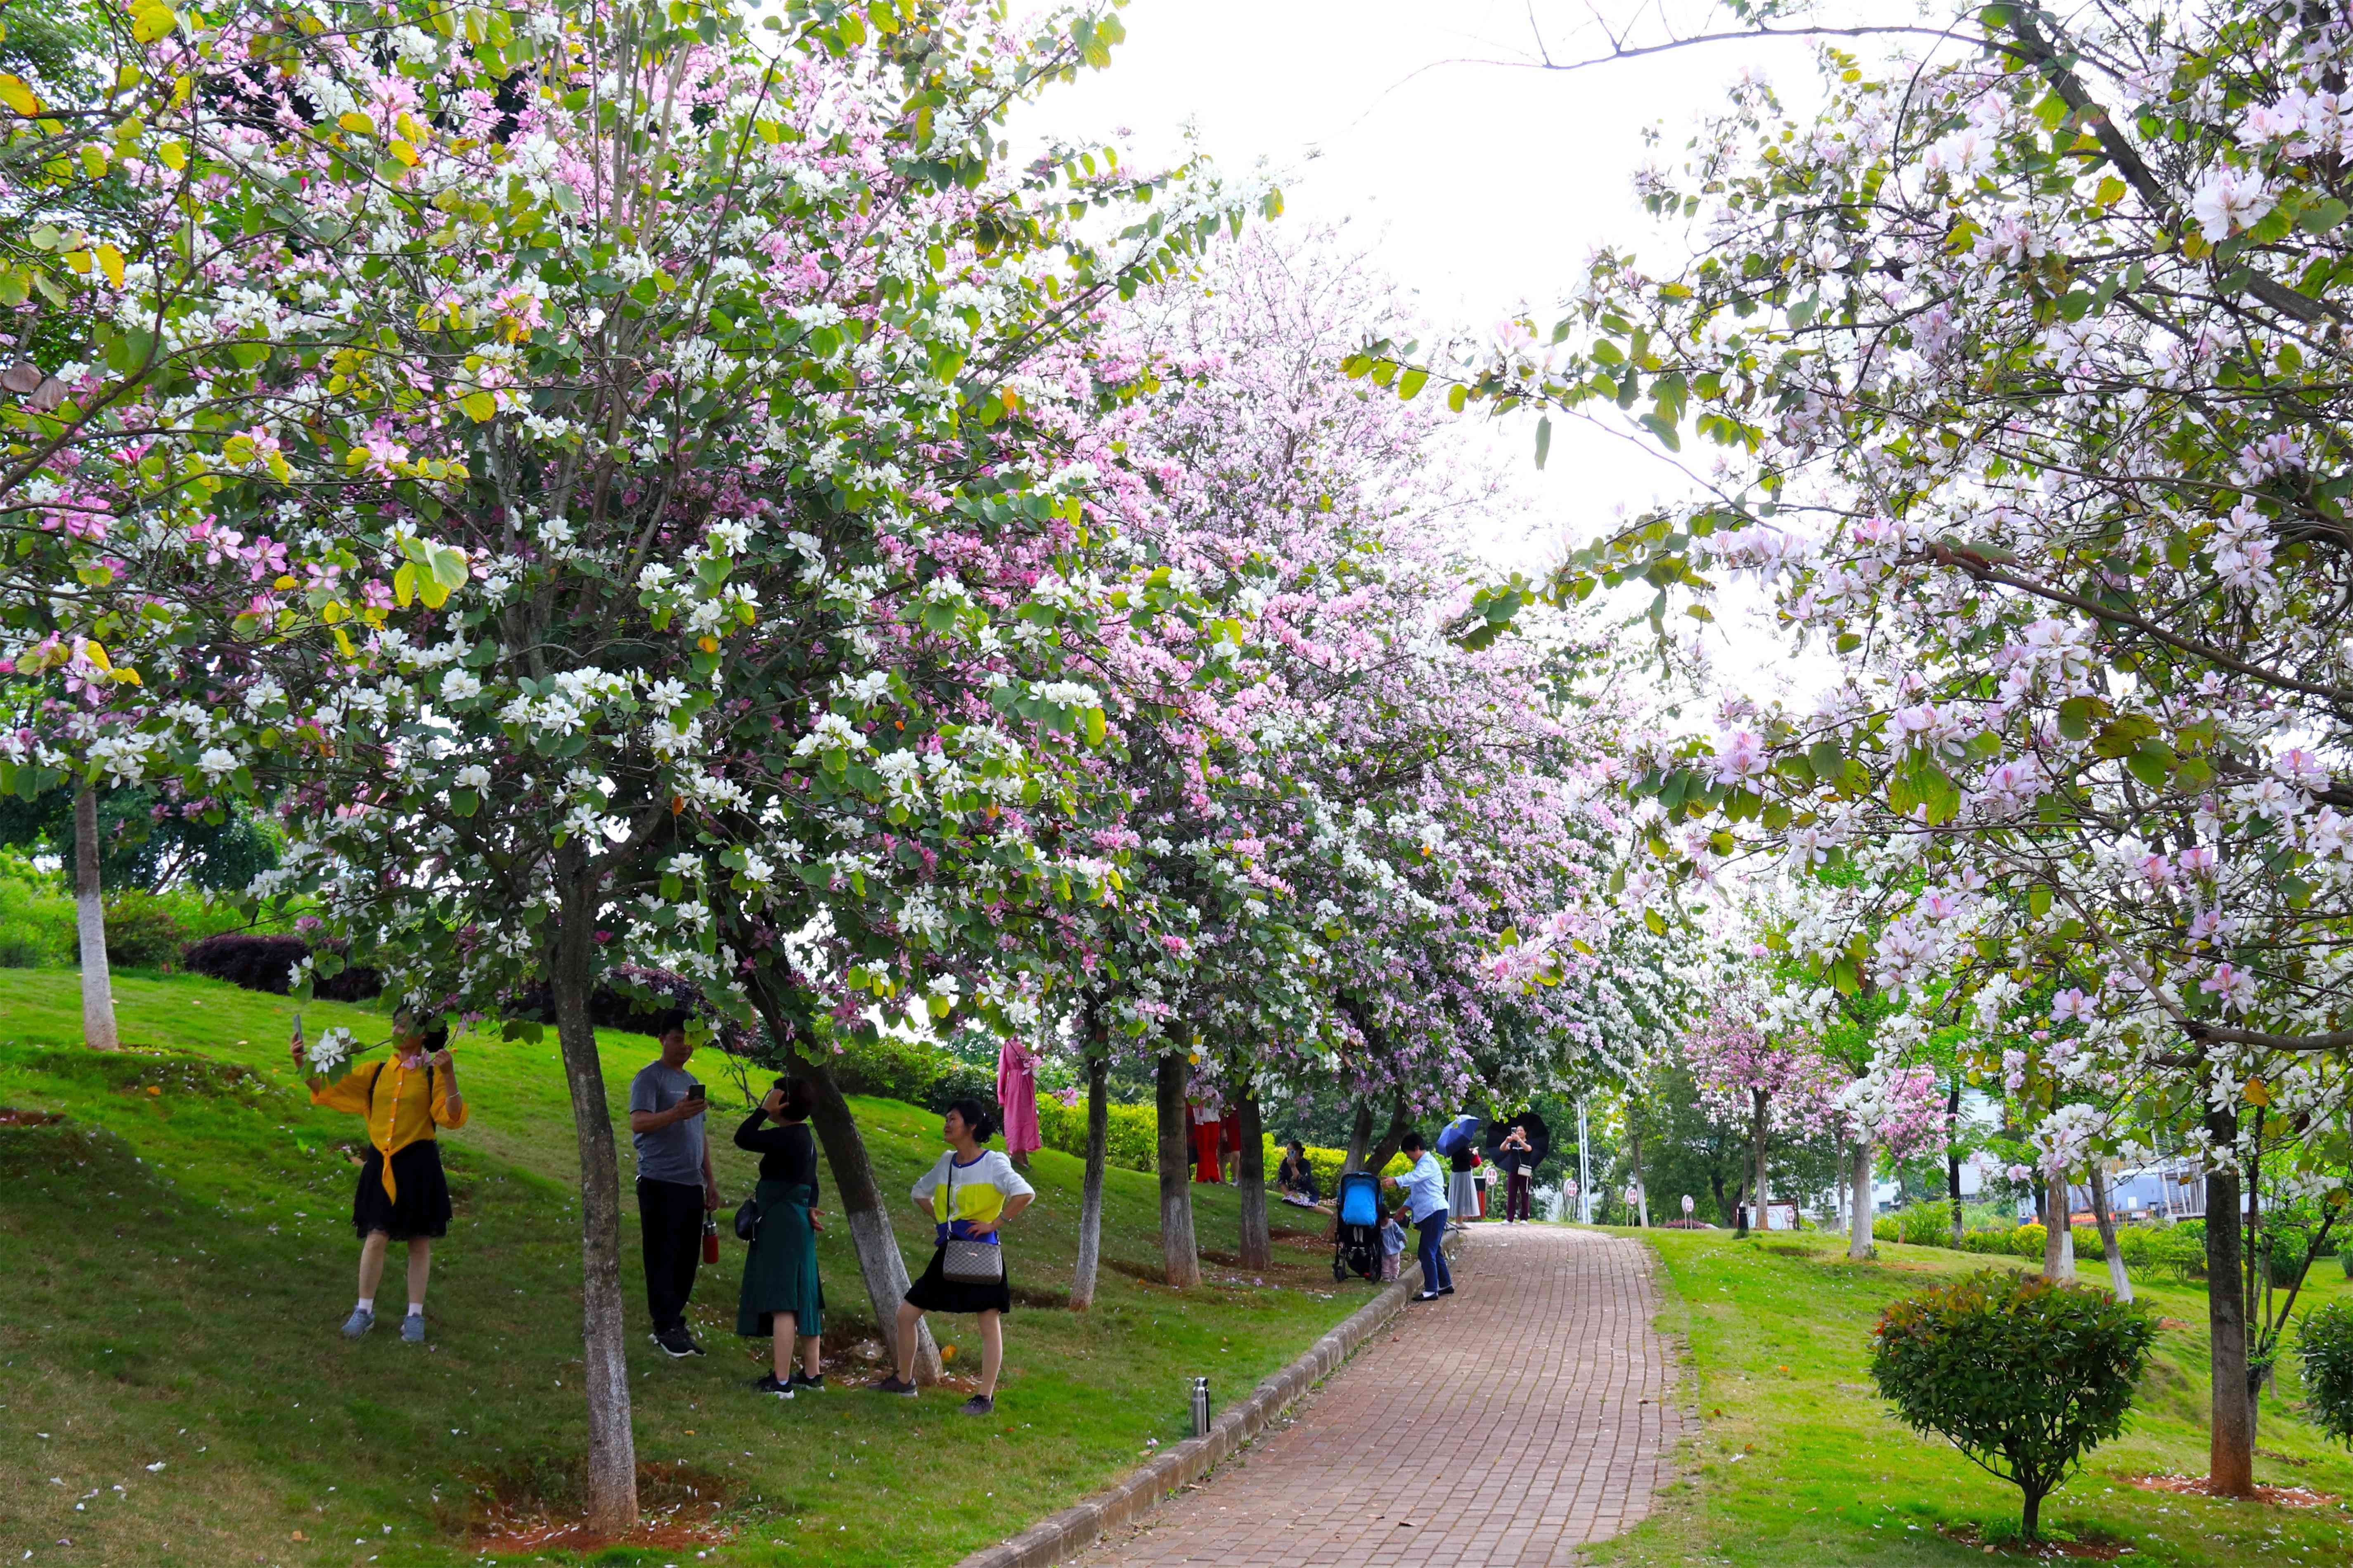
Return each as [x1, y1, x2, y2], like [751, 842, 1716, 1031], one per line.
[995, 1038, 1042, 1160]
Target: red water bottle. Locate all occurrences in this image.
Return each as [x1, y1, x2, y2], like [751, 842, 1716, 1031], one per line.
[702, 1214, 720, 1265]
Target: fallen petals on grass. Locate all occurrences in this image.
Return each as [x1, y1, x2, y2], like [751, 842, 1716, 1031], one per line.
[2124, 1472, 2339, 1507]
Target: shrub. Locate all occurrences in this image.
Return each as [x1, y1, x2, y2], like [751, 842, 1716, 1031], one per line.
[1035, 1095, 1159, 1172]
[1870, 1270, 2159, 1541]
[2297, 1300, 2353, 1447]
[180, 932, 383, 1000]
[2265, 1229, 2313, 1289]
[100, 891, 189, 969]
[0, 929, 45, 967]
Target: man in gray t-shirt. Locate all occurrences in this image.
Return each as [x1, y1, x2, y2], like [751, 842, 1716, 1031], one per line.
[627, 1015, 718, 1355]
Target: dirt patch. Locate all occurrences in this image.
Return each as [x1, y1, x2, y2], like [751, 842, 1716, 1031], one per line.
[465, 1459, 731, 1554]
[2125, 1473, 2339, 1507]
[1938, 1523, 2128, 1559]
[0, 1107, 64, 1126]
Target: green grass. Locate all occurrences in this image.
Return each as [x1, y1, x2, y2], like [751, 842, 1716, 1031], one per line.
[1592, 1226, 2353, 1566]
[0, 969, 1370, 1567]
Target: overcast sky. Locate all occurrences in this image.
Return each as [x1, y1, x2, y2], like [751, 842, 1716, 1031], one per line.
[1005, 0, 1856, 702]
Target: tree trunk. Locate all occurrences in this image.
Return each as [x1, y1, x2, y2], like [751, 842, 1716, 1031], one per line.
[1946, 1073, 1965, 1249]
[1340, 1096, 1374, 1174]
[2042, 1174, 2076, 1283]
[1746, 1086, 1769, 1236]
[1236, 1090, 1270, 1270]
[1365, 1094, 1411, 1179]
[2090, 1165, 2132, 1301]
[2205, 1138, 2254, 1494]
[547, 889, 637, 1535]
[73, 787, 116, 1051]
[1847, 1141, 1874, 1260]
[1628, 1116, 1650, 1227]
[1154, 1052, 1200, 1288]
[744, 979, 940, 1383]
[2021, 1482, 2044, 1543]
[1070, 1052, 1109, 1310]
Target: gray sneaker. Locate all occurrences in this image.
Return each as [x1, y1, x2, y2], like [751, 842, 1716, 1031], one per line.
[341, 1307, 374, 1339]
[400, 1312, 426, 1343]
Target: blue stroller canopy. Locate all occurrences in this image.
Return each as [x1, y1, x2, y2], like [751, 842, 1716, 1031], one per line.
[1337, 1170, 1381, 1227]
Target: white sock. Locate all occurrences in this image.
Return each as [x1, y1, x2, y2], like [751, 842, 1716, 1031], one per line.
[356, 1298, 374, 1314]
[407, 1302, 424, 1317]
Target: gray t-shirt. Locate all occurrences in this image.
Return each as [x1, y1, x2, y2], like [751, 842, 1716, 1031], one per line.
[628, 1060, 706, 1187]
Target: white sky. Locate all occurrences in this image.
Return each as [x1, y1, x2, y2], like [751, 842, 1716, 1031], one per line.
[1012, 0, 1846, 700]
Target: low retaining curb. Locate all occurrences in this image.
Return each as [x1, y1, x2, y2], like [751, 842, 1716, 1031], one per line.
[953, 1243, 1452, 1568]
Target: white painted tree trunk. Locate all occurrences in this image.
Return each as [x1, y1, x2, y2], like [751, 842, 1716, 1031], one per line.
[73, 788, 117, 1050]
[1847, 1141, 1874, 1259]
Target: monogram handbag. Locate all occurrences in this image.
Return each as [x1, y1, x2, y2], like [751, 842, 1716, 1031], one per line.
[939, 1159, 1005, 1283]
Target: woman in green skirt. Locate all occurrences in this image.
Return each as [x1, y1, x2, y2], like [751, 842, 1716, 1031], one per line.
[734, 1078, 825, 1397]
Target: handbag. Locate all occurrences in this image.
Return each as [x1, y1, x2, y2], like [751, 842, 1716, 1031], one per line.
[733, 1193, 762, 1242]
[938, 1156, 1005, 1284]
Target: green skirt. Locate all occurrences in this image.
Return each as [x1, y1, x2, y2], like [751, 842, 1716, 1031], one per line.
[736, 1180, 824, 1339]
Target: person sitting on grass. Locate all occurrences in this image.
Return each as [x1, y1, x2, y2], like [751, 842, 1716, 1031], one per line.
[876, 1098, 1034, 1416]
[1382, 1130, 1453, 1302]
[296, 1012, 467, 1343]
[735, 1077, 826, 1398]
[1276, 1140, 1322, 1207]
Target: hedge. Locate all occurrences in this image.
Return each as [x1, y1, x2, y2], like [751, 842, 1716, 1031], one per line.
[1027, 1098, 1413, 1185]
[1869, 1212, 2211, 1278]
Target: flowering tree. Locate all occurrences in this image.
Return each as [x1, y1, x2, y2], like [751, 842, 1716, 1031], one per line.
[0, 0, 1265, 1528]
[1683, 992, 1841, 1235]
[1358, 0, 2353, 1493]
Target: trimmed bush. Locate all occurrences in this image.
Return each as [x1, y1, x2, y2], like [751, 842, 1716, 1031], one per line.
[1870, 1270, 2158, 1541]
[180, 932, 382, 1001]
[1035, 1095, 1159, 1172]
[2298, 1300, 2353, 1447]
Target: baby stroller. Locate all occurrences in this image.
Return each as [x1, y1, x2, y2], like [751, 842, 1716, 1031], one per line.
[1332, 1169, 1383, 1283]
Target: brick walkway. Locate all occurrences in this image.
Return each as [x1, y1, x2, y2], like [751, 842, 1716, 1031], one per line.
[1072, 1225, 1686, 1568]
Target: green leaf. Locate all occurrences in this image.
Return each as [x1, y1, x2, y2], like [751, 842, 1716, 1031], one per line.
[1397, 367, 1428, 401]
[1534, 415, 1552, 471]
[2125, 740, 2174, 790]
[2300, 197, 2349, 234]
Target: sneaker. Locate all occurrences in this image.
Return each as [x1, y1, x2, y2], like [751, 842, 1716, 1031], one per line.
[788, 1370, 826, 1392]
[400, 1312, 426, 1343]
[748, 1373, 795, 1398]
[652, 1328, 698, 1359]
[873, 1374, 919, 1396]
[959, 1394, 995, 1417]
[1414, 1290, 1441, 1302]
[341, 1307, 374, 1339]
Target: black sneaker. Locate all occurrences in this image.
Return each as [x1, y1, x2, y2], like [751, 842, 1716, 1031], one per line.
[874, 1374, 919, 1396]
[748, 1373, 795, 1398]
[788, 1370, 826, 1392]
[653, 1328, 699, 1359]
[959, 1393, 994, 1417]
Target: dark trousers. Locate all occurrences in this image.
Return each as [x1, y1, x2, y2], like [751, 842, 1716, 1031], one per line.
[1507, 1172, 1532, 1223]
[637, 1177, 704, 1336]
[1416, 1210, 1452, 1292]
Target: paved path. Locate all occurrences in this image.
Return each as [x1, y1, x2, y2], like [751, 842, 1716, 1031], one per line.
[1072, 1225, 1687, 1568]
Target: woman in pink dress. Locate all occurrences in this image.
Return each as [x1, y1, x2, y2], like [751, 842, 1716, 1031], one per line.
[994, 1037, 1042, 1168]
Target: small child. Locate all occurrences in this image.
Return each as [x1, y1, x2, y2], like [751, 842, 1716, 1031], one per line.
[1378, 1214, 1408, 1281]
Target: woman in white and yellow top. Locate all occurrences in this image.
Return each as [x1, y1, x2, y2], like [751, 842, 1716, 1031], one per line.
[877, 1097, 1033, 1415]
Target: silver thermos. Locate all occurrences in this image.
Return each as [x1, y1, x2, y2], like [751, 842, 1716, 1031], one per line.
[1189, 1376, 1211, 1438]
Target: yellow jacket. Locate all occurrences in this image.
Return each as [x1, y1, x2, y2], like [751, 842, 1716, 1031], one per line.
[312, 1055, 467, 1201]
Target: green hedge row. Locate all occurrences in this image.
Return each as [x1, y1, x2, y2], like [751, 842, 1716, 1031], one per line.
[1870, 1213, 2214, 1278]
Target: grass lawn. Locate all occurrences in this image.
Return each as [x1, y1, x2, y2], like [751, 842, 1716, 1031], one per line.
[0, 969, 1371, 1568]
[1591, 1225, 2353, 1566]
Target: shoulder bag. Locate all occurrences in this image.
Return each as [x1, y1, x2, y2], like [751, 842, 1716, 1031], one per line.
[939, 1156, 1006, 1284]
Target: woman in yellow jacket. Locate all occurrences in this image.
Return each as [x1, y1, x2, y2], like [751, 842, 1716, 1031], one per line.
[296, 1015, 468, 1342]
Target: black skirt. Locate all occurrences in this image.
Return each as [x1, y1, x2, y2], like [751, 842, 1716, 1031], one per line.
[903, 1244, 1012, 1315]
[352, 1142, 453, 1241]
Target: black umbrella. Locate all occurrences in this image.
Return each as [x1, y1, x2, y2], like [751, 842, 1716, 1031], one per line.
[1483, 1112, 1552, 1171]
